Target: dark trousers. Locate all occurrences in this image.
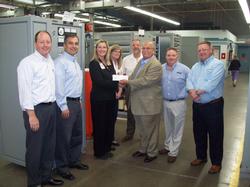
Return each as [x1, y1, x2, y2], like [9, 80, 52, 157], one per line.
[193, 98, 224, 165]
[112, 99, 119, 141]
[91, 99, 117, 157]
[125, 88, 135, 138]
[23, 102, 56, 186]
[55, 100, 83, 172]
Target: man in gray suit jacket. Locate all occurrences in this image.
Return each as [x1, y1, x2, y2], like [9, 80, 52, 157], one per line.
[120, 41, 162, 163]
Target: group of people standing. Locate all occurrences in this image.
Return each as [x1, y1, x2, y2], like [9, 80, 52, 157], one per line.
[17, 31, 88, 187]
[90, 39, 225, 175]
[17, 30, 228, 186]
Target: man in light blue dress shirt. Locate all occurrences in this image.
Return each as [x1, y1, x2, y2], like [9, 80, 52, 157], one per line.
[186, 41, 225, 174]
[54, 34, 88, 181]
[159, 48, 190, 163]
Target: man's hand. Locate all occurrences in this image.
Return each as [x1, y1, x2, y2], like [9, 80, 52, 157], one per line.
[119, 80, 128, 88]
[196, 89, 205, 96]
[189, 89, 200, 101]
[61, 109, 70, 119]
[26, 110, 39, 132]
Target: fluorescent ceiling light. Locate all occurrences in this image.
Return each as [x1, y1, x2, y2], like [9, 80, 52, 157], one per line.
[124, 6, 180, 26]
[81, 13, 90, 16]
[54, 13, 121, 27]
[71, 10, 81, 14]
[238, 0, 250, 24]
[54, 13, 89, 22]
[94, 20, 121, 27]
[15, 0, 48, 5]
[0, 3, 17, 9]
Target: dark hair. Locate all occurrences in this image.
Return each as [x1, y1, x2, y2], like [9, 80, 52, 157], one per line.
[64, 33, 79, 44]
[166, 47, 178, 53]
[34, 31, 52, 43]
[198, 41, 212, 47]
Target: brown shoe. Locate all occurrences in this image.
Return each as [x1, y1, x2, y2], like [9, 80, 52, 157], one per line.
[132, 151, 146, 158]
[208, 165, 221, 174]
[190, 159, 207, 166]
[159, 149, 169, 155]
[167, 156, 177, 163]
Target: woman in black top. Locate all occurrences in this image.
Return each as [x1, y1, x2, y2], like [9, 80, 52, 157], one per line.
[89, 39, 118, 159]
[107, 44, 123, 147]
[228, 55, 241, 87]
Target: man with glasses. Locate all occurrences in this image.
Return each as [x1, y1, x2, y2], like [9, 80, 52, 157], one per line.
[186, 41, 225, 174]
[120, 41, 162, 163]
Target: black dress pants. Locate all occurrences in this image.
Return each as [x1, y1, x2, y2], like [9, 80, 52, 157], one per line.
[55, 100, 83, 172]
[91, 99, 117, 157]
[23, 102, 56, 186]
[193, 98, 224, 165]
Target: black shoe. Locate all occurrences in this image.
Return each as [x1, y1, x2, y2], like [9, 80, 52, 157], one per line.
[57, 170, 75, 180]
[95, 154, 109, 160]
[69, 163, 89, 170]
[132, 151, 146, 158]
[42, 178, 64, 186]
[144, 155, 157, 163]
[27, 185, 42, 187]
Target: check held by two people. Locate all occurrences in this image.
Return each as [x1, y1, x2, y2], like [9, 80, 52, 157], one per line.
[112, 74, 128, 81]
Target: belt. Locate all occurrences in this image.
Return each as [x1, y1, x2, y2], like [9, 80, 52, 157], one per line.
[208, 97, 223, 104]
[67, 97, 80, 102]
[38, 102, 54, 106]
[164, 98, 185, 102]
[195, 97, 223, 105]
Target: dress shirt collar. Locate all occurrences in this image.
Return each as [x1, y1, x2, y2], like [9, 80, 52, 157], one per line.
[200, 55, 214, 65]
[63, 51, 77, 62]
[34, 50, 51, 61]
[141, 55, 156, 65]
[166, 61, 179, 70]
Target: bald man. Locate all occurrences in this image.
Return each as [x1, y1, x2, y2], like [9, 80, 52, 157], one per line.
[120, 41, 162, 163]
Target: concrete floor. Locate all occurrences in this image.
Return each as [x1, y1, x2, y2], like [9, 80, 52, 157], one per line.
[0, 73, 249, 187]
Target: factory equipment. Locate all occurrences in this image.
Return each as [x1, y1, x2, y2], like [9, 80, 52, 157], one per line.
[0, 15, 85, 166]
[155, 33, 182, 64]
[95, 31, 155, 57]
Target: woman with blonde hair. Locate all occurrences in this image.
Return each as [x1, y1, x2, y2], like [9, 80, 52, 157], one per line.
[89, 39, 118, 159]
[107, 44, 123, 147]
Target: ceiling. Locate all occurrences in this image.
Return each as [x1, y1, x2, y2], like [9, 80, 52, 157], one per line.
[1, 0, 250, 38]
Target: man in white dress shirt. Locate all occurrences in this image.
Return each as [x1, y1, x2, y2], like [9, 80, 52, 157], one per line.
[121, 39, 142, 142]
[54, 34, 88, 181]
[17, 31, 63, 187]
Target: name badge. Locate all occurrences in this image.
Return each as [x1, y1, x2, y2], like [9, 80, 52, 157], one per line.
[99, 63, 105, 69]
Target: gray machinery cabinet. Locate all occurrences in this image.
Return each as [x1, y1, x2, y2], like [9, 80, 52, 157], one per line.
[155, 33, 182, 64]
[0, 15, 85, 166]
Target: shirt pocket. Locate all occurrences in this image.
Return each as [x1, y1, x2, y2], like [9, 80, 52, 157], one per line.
[204, 68, 213, 81]
[175, 72, 186, 83]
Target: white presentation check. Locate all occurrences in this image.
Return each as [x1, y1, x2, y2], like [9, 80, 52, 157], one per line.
[112, 75, 128, 81]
